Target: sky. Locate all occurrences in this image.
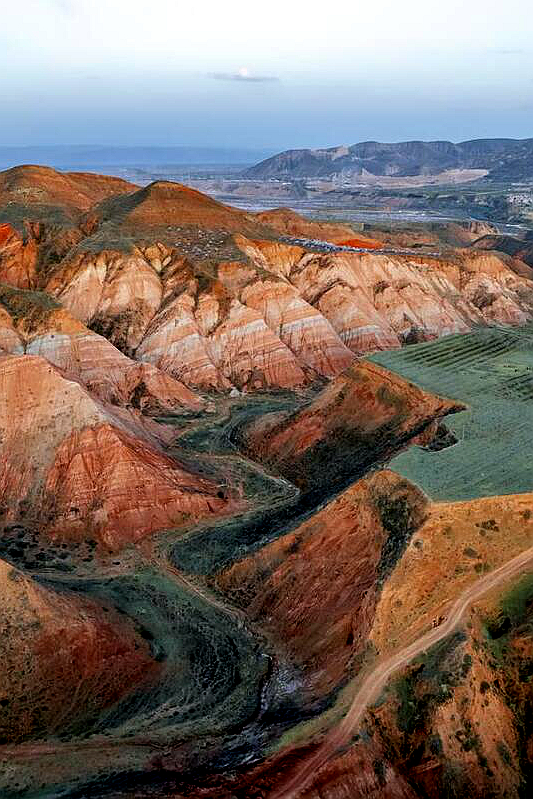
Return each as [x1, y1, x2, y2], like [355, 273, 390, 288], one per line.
[1, 0, 532, 151]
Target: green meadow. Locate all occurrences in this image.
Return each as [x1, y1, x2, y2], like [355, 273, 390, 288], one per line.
[370, 325, 533, 501]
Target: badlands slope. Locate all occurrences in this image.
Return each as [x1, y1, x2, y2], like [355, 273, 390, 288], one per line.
[1, 166, 533, 395]
[1, 165, 533, 798]
[0, 353, 228, 549]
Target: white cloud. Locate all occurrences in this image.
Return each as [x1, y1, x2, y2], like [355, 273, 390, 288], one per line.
[209, 67, 279, 83]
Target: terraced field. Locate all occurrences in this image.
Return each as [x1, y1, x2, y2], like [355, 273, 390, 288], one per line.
[371, 325, 533, 500]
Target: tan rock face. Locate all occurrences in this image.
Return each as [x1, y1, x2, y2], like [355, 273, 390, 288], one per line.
[279, 247, 532, 346]
[47, 250, 321, 391]
[239, 276, 354, 378]
[27, 330, 202, 413]
[0, 284, 202, 413]
[0, 354, 228, 548]
[41, 232, 533, 393]
[0, 558, 158, 743]
[47, 249, 164, 352]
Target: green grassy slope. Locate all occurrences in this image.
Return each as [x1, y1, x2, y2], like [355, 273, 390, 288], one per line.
[370, 326, 533, 500]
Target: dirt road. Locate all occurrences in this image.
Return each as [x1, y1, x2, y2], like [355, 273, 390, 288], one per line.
[272, 544, 533, 799]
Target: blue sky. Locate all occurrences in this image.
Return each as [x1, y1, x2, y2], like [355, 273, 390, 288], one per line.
[1, 0, 532, 149]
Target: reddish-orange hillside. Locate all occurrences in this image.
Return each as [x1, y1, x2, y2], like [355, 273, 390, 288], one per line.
[256, 206, 383, 247]
[0, 354, 229, 549]
[0, 164, 136, 214]
[238, 360, 463, 492]
[0, 558, 158, 743]
[216, 471, 427, 698]
[94, 180, 270, 236]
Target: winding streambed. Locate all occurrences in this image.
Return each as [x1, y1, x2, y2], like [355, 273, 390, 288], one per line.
[0, 394, 306, 798]
[0, 384, 460, 798]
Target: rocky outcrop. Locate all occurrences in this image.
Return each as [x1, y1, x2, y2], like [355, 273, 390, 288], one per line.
[203, 489, 533, 799]
[43, 234, 533, 393]
[2, 168, 532, 394]
[46, 244, 356, 390]
[256, 244, 533, 346]
[0, 557, 157, 743]
[288, 491, 533, 799]
[0, 166, 137, 291]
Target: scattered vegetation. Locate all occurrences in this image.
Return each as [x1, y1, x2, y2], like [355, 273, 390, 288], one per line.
[0, 282, 60, 332]
[393, 632, 466, 739]
[375, 493, 420, 581]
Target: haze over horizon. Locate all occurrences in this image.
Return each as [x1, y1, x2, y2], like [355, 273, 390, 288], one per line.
[1, 0, 532, 152]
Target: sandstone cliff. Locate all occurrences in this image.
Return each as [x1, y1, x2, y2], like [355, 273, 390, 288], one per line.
[40, 236, 533, 394]
[0, 283, 202, 413]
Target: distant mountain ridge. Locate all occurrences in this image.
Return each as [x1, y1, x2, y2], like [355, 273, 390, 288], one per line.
[245, 138, 533, 181]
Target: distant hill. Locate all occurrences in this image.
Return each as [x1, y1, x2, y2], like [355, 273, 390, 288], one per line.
[245, 138, 533, 181]
[0, 145, 276, 170]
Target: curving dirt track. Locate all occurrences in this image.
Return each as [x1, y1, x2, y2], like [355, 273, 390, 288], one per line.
[271, 543, 533, 799]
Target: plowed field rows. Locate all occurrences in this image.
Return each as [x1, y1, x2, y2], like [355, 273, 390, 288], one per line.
[371, 326, 533, 499]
